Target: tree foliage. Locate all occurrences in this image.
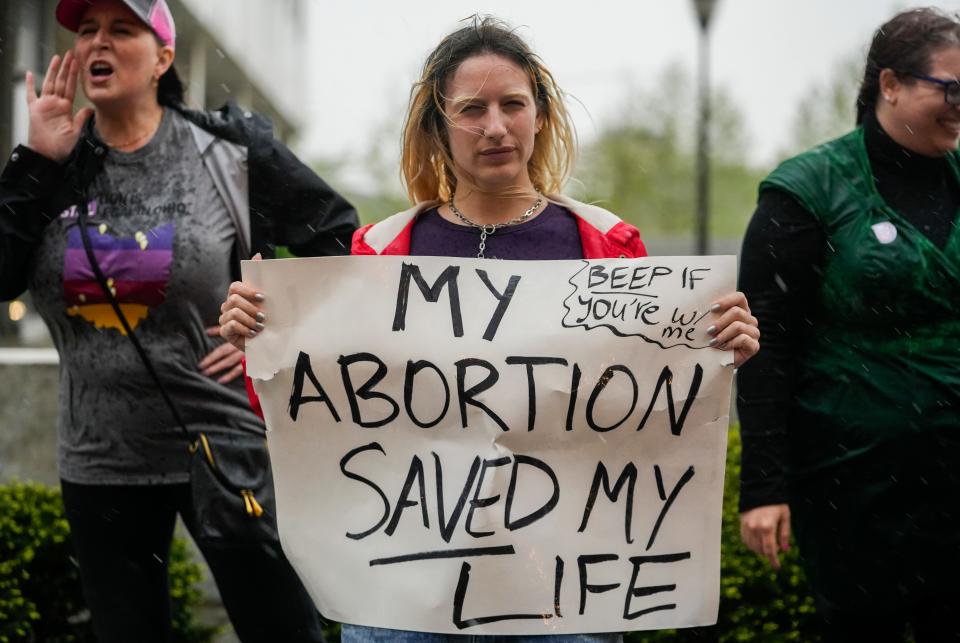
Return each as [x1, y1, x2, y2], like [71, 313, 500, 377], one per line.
[780, 52, 863, 158]
[574, 64, 765, 238]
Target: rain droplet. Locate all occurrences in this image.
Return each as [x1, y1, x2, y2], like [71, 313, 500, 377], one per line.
[773, 273, 787, 292]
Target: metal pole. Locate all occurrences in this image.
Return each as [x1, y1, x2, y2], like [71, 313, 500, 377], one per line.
[695, 23, 711, 255]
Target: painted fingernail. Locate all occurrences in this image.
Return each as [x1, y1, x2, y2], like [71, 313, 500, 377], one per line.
[255, 322, 265, 331]
[710, 303, 721, 313]
[708, 338, 719, 347]
[255, 312, 266, 322]
[248, 329, 257, 338]
[706, 325, 717, 335]
[254, 293, 265, 302]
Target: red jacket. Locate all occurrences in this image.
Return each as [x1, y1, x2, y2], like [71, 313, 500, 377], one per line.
[245, 196, 646, 417]
[352, 195, 647, 258]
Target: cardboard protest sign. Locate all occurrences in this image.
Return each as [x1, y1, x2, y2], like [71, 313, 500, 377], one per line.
[244, 255, 735, 635]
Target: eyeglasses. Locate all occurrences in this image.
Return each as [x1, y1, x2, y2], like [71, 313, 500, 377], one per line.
[905, 71, 960, 106]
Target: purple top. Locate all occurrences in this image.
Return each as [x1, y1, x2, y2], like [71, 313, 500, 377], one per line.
[408, 203, 583, 260]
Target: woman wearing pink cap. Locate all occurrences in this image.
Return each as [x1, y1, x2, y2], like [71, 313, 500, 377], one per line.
[0, 0, 356, 640]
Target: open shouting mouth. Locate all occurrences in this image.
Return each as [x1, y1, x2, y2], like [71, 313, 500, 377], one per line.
[88, 60, 115, 84]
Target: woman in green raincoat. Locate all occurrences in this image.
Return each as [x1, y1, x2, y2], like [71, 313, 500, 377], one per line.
[737, 8, 960, 642]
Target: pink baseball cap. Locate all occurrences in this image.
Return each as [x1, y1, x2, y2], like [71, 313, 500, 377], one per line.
[56, 0, 176, 48]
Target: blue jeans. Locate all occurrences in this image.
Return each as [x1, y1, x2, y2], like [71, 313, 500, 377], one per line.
[340, 625, 622, 642]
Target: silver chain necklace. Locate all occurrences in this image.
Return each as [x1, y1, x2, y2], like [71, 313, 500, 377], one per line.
[448, 192, 543, 258]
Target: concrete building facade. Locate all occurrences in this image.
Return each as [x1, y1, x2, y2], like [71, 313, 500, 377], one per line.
[1, 0, 308, 156]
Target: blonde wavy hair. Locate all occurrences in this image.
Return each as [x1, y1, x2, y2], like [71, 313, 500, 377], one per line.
[400, 15, 577, 204]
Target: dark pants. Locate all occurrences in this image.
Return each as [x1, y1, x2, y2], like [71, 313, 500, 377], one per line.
[61, 480, 325, 643]
[818, 592, 960, 643]
[791, 428, 960, 643]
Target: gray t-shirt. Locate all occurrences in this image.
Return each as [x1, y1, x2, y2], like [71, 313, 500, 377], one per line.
[29, 108, 264, 484]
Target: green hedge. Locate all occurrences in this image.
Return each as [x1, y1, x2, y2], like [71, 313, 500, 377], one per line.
[625, 427, 819, 642]
[0, 482, 218, 643]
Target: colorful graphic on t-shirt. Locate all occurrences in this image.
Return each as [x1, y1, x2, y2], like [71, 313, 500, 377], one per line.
[63, 220, 174, 334]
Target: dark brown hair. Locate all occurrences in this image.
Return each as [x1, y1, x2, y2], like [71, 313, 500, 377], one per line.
[856, 7, 960, 124]
[157, 64, 184, 107]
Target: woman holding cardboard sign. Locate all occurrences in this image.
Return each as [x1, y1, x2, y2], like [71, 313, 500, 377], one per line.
[221, 15, 759, 641]
[737, 7, 960, 641]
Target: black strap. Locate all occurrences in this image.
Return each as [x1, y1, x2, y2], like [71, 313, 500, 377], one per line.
[75, 197, 193, 439]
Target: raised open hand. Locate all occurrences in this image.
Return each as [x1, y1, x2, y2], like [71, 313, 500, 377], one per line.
[25, 51, 94, 162]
